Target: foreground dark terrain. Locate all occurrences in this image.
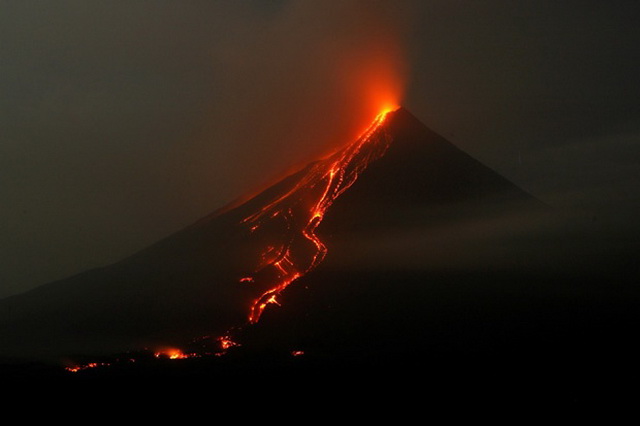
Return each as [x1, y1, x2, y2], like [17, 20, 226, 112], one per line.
[3, 266, 637, 406]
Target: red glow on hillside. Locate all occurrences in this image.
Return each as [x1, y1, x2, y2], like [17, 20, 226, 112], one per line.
[66, 362, 109, 373]
[154, 348, 192, 360]
[63, 107, 400, 374]
[239, 108, 396, 324]
[333, 26, 406, 151]
[210, 334, 241, 357]
[209, 23, 407, 218]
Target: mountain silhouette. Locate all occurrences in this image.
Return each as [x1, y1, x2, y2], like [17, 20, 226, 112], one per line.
[1, 107, 634, 392]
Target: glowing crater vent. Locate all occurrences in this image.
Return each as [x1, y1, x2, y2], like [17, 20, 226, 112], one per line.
[240, 108, 396, 323]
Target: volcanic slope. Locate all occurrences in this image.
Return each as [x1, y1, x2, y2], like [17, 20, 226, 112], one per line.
[0, 109, 395, 361]
[230, 109, 638, 399]
[0, 107, 595, 367]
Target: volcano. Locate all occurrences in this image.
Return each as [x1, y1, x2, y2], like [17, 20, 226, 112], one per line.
[1, 108, 637, 397]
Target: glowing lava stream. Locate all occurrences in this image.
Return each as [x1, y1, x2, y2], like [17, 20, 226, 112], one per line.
[241, 107, 397, 324]
[64, 108, 396, 373]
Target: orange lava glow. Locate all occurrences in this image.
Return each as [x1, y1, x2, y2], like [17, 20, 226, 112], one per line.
[217, 335, 241, 352]
[154, 347, 193, 360]
[165, 107, 400, 361]
[324, 21, 406, 159]
[211, 19, 407, 218]
[63, 107, 400, 373]
[66, 362, 110, 373]
[239, 108, 396, 324]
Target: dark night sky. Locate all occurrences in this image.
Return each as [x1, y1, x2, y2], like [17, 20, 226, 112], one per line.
[1, 0, 638, 297]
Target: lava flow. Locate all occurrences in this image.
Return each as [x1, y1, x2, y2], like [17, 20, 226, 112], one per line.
[240, 107, 396, 324]
[64, 108, 397, 373]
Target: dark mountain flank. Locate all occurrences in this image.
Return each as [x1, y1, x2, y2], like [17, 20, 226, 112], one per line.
[1, 107, 636, 398]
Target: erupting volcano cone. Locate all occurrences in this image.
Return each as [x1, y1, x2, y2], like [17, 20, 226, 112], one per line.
[0, 107, 540, 362]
